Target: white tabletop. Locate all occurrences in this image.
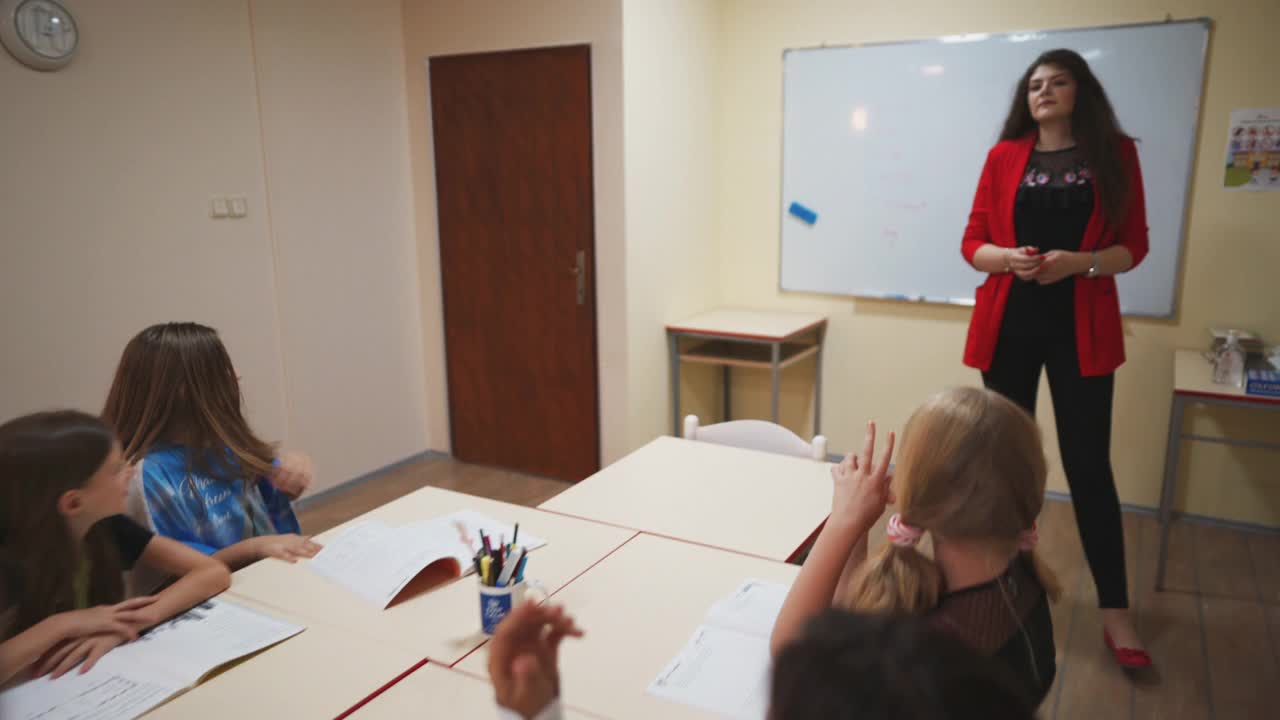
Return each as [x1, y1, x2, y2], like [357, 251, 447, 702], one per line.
[665, 308, 827, 341]
[455, 534, 799, 719]
[143, 599, 420, 720]
[349, 663, 598, 720]
[540, 436, 831, 561]
[226, 486, 636, 665]
[1174, 349, 1280, 405]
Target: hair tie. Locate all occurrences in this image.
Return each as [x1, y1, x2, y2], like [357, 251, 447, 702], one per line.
[1017, 522, 1039, 551]
[886, 513, 924, 548]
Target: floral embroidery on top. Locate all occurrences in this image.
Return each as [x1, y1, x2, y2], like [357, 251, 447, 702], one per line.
[1022, 157, 1092, 188]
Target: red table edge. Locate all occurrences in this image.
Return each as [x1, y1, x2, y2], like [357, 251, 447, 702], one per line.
[1175, 388, 1280, 406]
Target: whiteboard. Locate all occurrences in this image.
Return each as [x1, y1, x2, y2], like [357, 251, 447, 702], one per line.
[779, 20, 1209, 317]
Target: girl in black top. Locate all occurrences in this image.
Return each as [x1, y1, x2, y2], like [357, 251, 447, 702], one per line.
[0, 411, 229, 684]
[771, 388, 1059, 708]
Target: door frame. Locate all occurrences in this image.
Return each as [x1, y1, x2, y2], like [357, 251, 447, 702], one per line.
[428, 43, 603, 479]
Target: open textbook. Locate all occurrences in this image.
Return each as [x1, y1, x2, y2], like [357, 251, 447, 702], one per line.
[0, 597, 303, 720]
[308, 510, 546, 609]
[647, 579, 791, 720]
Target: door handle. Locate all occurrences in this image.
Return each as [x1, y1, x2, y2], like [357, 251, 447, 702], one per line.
[570, 250, 586, 306]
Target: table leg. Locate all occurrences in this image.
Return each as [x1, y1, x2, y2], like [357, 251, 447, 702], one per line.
[813, 327, 825, 436]
[669, 332, 681, 437]
[1155, 394, 1187, 591]
[722, 365, 732, 423]
[771, 342, 781, 424]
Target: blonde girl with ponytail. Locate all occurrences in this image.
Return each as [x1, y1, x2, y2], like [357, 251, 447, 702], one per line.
[771, 387, 1060, 708]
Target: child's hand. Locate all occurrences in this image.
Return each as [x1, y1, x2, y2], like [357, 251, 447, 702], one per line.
[830, 421, 895, 532]
[35, 633, 127, 679]
[113, 596, 165, 632]
[255, 534, 323, 563]
[268, 450, 313, 500]
[55, 598, 154, 643]
[488, 602, 583, 719]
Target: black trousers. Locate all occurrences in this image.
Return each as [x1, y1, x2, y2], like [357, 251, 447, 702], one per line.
[982, 331, 1129, 609]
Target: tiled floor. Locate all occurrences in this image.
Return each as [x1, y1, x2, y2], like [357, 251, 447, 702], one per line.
[297, 455, 1280, 720]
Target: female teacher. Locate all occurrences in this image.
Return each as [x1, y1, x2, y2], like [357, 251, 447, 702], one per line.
[960, 49, 1151, 670]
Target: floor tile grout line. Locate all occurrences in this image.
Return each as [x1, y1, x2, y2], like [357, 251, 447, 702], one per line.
[1244, 536, 1280, 682]
[1128, 518, 1144, 720]
[1190, 525, 1215, 720]
[1049, 548, 1086, 720]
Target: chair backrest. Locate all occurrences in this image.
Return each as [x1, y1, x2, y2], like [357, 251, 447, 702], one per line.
[683, 415, 828, 461]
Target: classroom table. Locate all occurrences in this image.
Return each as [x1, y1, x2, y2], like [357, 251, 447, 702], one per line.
[666, 308, 828, 436]
[455, 533, 799, 720]
[1156, 350, 1280, 590]
[144, 598, 421, 720]
[347, 662, 598, 719]
[226, 486, 636, 665]
[540, 435, 832, 562]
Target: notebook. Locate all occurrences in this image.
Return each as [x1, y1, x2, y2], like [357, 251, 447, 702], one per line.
[308, 510, 546, 609]
[647, 579, 791, 719]
[0, 597, 304, 720]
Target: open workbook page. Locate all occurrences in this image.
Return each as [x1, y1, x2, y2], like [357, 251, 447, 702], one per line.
[647, 579, 791, 719]
[308, 511, 546, 609]
[0, 597, 303, 720]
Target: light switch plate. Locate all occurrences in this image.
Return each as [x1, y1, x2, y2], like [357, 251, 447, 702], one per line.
[211, 197, 229, 218]
[229, 196, 248, 218]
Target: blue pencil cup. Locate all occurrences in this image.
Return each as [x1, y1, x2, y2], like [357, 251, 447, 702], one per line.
[479, 582, 518, 636]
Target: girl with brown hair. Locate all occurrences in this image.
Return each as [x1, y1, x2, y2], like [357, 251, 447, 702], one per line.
[103, 323, 321, 570]
[0, 411, 229, 683]
[771, 388, 1059, 707]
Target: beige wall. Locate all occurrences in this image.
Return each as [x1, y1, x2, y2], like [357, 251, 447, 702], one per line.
[0, 0, 429, 495]
[249, 0, 429, 490]
[0, 0, 288, 439]
[400, 0, 631, 464]
[622, 0, 723, 449]
[713, 0, 1280, 525]
[6, 0, 1273, 523]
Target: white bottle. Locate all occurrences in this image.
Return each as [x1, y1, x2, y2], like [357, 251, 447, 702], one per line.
[1214, 331, 1246, 387]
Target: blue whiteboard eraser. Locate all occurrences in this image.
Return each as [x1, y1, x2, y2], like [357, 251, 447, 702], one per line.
[788, 202, 818, 225]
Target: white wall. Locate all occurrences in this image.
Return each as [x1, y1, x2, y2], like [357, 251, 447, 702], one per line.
[250, 0, 429, 490]
[0, 0, 429, 495]
[622, 0, 723, 449]
[0, 0, 288, 439]
[401, 0, 629, 464]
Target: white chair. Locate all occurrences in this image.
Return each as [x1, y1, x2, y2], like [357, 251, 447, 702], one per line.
[683, 415, 828, 461]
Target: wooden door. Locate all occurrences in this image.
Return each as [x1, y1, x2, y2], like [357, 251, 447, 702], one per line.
[430, 45, 599, 482]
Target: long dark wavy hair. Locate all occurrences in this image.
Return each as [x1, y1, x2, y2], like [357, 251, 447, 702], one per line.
[999, 48, 1131, 224]
[0, 411, 125, 639]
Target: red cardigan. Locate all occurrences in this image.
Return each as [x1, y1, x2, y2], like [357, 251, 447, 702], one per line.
[961, 134, 1149, 377]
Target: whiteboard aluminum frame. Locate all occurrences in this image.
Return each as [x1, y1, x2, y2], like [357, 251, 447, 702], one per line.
[776, 17, 1211, 318]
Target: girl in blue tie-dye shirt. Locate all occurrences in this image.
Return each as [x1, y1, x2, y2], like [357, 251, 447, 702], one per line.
[103, 323, 322, 570]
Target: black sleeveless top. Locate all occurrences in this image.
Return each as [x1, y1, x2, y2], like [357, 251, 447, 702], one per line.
[1003, 146, 1094, 339]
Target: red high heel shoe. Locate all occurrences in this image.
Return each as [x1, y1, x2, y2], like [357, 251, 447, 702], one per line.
[1104, 630, 1153, 669]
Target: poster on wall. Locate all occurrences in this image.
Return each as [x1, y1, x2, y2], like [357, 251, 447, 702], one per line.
[1223, 107, 1280, 191]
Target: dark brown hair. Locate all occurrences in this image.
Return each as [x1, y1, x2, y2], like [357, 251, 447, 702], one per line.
[771, 609, 1034, 719]
[999, 48, 1131, 224]
[0, 411, 125, 639]
[102, 322, 274, 481]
